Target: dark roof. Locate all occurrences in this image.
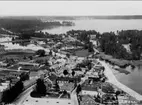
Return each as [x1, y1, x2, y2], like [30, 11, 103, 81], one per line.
[88, 77, 100, 79]
[81, 95, 98, 105]
[56, 77, 81, 82]
[81, 80, 101, 91]
[9, 72, 21, 75]
[72, 68, 82, 71]
[59, 83, 74, 91]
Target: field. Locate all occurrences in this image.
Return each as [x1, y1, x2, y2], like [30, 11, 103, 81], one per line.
[0, 51, 35, 62]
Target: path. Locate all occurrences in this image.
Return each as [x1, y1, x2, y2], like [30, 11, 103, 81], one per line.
[71, 87, 79, 105]
[0, 39, 30, 43]
[13, 85, 35, 105]
[0, 67, 29, 72]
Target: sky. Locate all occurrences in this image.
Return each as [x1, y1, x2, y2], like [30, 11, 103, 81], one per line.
[0, 1, 142, 16]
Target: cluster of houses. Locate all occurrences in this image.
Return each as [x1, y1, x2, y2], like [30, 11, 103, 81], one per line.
[0, 61, 41, 93]
[0, 32, 139, 105]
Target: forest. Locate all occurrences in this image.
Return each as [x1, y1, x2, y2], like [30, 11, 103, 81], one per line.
[97, 30, 142, 60]
[67, 30, 142, 60]
[0, 18, 63, 33]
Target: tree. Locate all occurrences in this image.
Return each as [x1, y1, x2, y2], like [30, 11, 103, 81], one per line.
[76, 84, 82, 95]
[88, 42, 94, 52]
[49, 50, 52, 56]
[29, 56, 33, 60]
[35, 49, 45, 57]
[102, 83, 115, 94]
[1, 80, 24, 104]
[66, 53, 70, 58]
[71, 70, 75, 77]
[5, 58, 15, 65]
[44, 60, 50, 66]
[115, 90, 121, 100]
[35, 59, 44, 64]
[87, 62, 92, 70]
[36, 78, 46, 96]
[20, 72, 29, 81]
[23, 56, 27, 59]
[63, 70, 68, 76]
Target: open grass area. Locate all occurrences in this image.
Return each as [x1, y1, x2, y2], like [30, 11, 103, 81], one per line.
[75, 49, 92, 57]
[0, 51, 34, 62]
[96, 52, 142, 68]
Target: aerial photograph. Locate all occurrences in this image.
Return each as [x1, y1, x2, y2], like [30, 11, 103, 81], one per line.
[0, 1, 142, 105]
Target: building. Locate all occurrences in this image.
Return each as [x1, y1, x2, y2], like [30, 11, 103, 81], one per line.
[0, 81, 10, 92]
[56, 77, 81, 83]
[90, 34, 96, 40]
[81, 79, 101, 96]
[9, 71, 22, 78]
[29, 71, 39, 79]
[56, 77, 81, 92]
[0, 61, 8, 67]
[18, 62, 39, 67]
[0, 45, 6, 54]
[17, 62, 40, 71]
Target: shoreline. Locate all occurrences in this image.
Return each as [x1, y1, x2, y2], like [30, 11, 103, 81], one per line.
[98, 59, 142, 102]
[95, 52, 142, 68]
[56, 49, 142, 102]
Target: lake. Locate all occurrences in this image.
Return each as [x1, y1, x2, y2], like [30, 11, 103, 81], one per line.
[42, 19, 142, 34]
[111, 65, 142, 95]
[1, 18, 142, 95]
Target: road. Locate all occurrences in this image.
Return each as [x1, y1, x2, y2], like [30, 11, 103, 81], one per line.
[98, 60, 142, 102]
[13, 82, 80, 105]
[71, 87, 79, 105]
[12, 71, 87, 105]
[13, 85, 35, 105]
[0, 67, 29, 72]
[0, 39, 30, 43]
[70, 75, 88, 105]
[92, 44, 142, 101]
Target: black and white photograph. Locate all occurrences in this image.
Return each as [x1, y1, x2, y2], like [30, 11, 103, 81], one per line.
[0, 1, 142, 105]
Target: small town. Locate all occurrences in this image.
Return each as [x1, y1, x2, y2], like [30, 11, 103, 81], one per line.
[0, 30, 141, 105]
[1, 1, 142, 105]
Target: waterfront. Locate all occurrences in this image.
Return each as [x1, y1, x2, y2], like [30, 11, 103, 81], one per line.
[42, 19, 142, 34]
[1, 18, 142, 95]
[112, 65, 142, 95]
[43, 19, 142, 95]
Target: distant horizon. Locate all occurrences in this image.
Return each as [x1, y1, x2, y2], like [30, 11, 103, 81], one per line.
[0, 1, 142, 16]
[2, 15, 142, 17]
[2, 15, 142, 20]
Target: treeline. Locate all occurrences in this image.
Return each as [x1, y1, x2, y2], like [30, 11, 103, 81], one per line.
[0, 72, 29, 104]
[30, 78, 47, 97]
[98, 30, 142, 60]
[1, 80, 24, 104]
[67, 30, 98, 52]
[13, 30, 64, 40]
[62, 21, 75, 26]
[0, 28, 13, 35]
[11, 30, 65, 47]
[0, 18, 62, 33]
[66, 29, 142, 60]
